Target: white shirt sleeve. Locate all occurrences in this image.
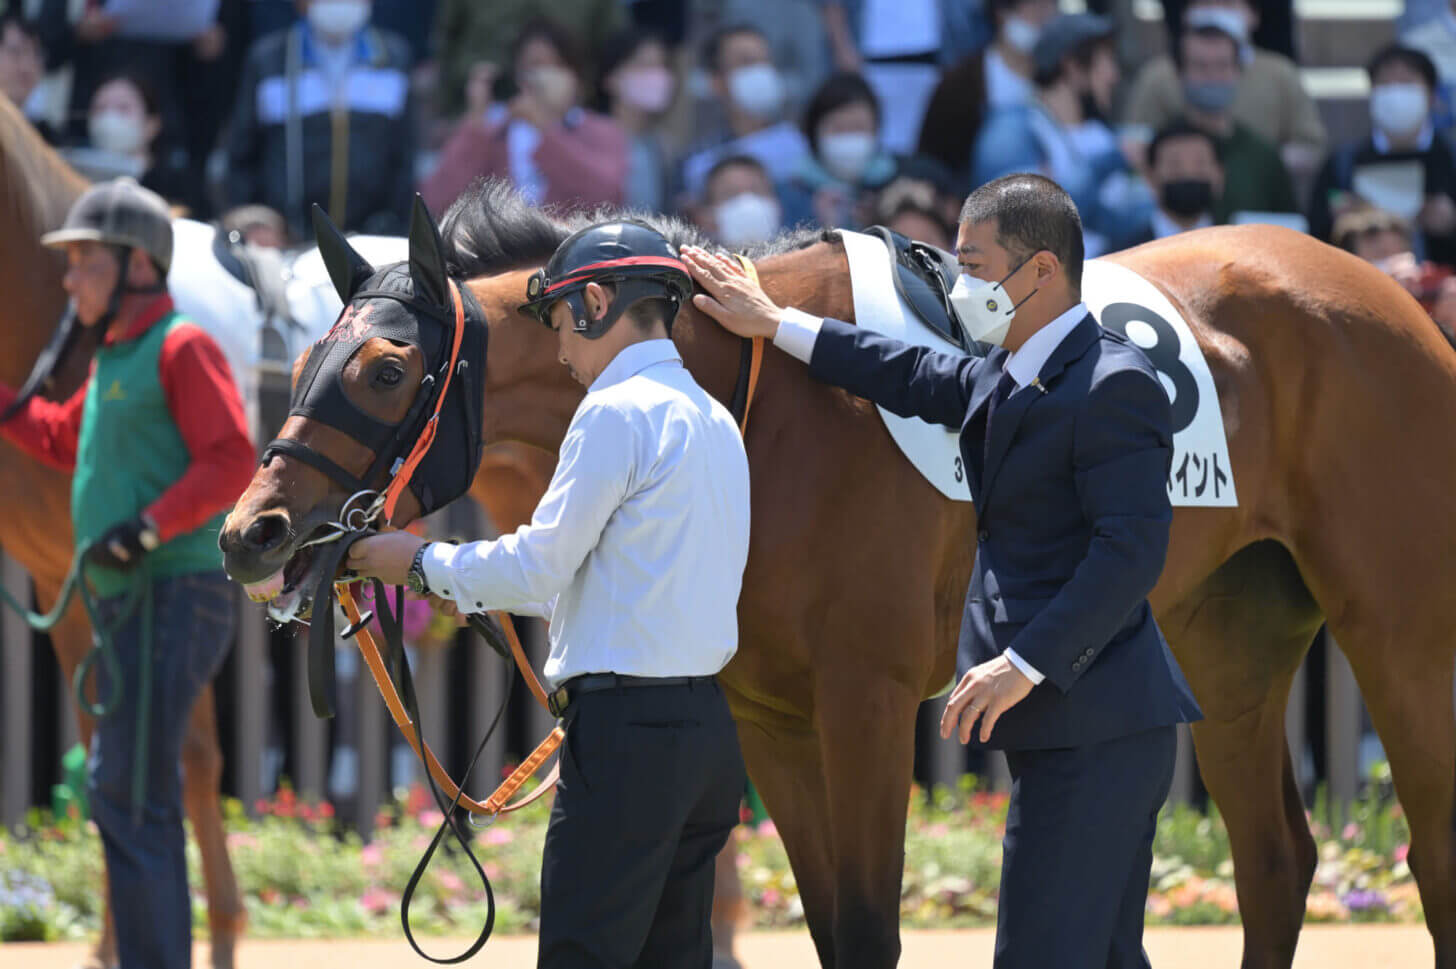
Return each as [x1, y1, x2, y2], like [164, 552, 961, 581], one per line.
[773, 308, 824, 363]
[1003, 648, 1046, 685]
[420, 402, 635, 613]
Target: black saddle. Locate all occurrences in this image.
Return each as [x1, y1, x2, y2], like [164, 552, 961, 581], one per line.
[211, 227, 299, 362]
[861, 225, 979, 356]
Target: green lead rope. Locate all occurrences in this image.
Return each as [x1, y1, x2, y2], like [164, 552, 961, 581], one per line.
[0, 540, 154, 826]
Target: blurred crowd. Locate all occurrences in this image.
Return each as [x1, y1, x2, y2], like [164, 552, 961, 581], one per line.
[4, 0, 1456, 343]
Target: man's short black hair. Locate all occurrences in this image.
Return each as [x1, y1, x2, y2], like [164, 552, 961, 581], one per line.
[1367, 44, 1439, 92]
[0, 11, 41, 47]
[701, 22, 768, 75]
[1173, 24, 1242, 73]
[960, 173, 1084, 290]
[802, 71, 880, 154]
[1147, 119, 1224, 169]
[703, 153, 771, 194]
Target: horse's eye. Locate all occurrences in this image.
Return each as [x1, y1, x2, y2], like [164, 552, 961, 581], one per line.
[375, 365, 404, 388]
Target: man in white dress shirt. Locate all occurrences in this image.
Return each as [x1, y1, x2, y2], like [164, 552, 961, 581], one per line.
[348, 221, 752, 969]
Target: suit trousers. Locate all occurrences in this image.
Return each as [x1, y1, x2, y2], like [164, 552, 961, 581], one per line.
[538, 678, 746, 969]
[995, 725, 1177, 969]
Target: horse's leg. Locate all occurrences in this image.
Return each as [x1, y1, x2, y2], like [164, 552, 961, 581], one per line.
[180, 683, 245, 969]
[1168, 542, 1324, 969]
[815, 663, 924, 969]
[711, 830, 747, 964]
[729, 696, 839, 968]
[1334, 626, 1456, 967]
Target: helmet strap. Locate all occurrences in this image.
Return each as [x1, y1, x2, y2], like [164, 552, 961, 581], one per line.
[91, 245, 133, 334]
[569, 279, 680, 341]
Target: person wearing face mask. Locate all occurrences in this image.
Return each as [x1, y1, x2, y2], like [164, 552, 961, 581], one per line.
[1171, 22, 1297, 224]
[1123, 0, 1326, 177]
[974, 14, 1154, 257]
[682, 171, 1200, 969]
[598, 28, 677, 213]
[780, 72, 899, 230]
[675, 24, 810, 209]
[420, 17, 629, 215]
[1126, 120, 1225, 245]
[1309, 45, 1456, 270]
[696, 155, 785, 249]
[64, 72, 202, 216]
[223, 0, 415, 239]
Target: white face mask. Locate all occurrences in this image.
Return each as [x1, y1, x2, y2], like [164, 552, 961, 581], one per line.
[89, 111, 147, 156]
[728, 63, 785, 120]
[308, 0, 369, 40]
[525, 66, 577, 111]
[948, 259, 1035, 347]
[618, 66, 675, 113]
[818, 131, 877, 182]
[714, 192, 781, 247]
[1002, 16, 1041, 54]
[1370, 83, 1429, 139]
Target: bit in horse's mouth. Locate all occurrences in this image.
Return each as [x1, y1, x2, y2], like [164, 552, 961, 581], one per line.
[241, 527, 337, 624]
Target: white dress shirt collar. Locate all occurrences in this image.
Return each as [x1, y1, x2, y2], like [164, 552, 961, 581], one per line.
[1151, 208, 1213, 240]
[590, 339, 684, 393]
[1003, 302, 1090, 390]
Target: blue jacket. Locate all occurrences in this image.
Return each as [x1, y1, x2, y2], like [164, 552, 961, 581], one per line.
[809, 314, 1202, 749]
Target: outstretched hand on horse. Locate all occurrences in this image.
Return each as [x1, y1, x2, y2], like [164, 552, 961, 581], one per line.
[681, 246, 783, 338]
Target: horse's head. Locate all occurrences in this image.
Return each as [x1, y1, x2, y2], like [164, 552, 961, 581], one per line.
[220, 197, 488, 620]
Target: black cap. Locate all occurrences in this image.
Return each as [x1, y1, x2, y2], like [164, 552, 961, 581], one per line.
[520, 220, 692, 324]
[1032, 13, 1115, 79]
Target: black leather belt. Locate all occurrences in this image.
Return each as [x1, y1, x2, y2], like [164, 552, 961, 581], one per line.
[547, 673, 715, 718]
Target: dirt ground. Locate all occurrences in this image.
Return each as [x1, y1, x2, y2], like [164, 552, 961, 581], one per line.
[3, 926, 1432, 968]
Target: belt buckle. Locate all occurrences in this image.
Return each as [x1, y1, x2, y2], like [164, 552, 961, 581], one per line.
[547, 685, 569, 718]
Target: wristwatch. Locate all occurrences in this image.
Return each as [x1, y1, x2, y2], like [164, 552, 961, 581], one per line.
[406, 542, 433, 596]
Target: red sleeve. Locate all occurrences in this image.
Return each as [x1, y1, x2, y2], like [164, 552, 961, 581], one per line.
[0, 375, 87, 472]
[145, 323, 257, 542]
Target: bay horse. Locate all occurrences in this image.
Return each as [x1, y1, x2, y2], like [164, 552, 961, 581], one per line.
[220, 176, 1456, 969]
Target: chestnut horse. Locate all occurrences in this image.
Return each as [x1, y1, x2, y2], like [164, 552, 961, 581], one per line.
[220, 178, 1456, 969]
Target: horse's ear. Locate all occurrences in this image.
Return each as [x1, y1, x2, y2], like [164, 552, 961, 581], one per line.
[408, 195, 450, 310]
[312, 204, 373, 304]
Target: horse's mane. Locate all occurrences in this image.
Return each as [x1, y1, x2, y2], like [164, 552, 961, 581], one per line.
[439, 177, 832, 280]
[0, 97, 87, 241]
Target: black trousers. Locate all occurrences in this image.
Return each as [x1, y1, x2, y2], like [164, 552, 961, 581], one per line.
[538, 678, 745, 969]
[995, 726, 1177, 969]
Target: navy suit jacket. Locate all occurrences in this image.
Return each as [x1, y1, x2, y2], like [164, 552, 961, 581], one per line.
[810, 313, 1203, 750]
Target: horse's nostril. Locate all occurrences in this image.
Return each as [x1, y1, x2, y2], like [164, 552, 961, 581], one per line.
[242, 514, 289, 553]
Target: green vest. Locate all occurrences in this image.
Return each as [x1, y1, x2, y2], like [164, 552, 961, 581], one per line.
[73, 312, 229, 597]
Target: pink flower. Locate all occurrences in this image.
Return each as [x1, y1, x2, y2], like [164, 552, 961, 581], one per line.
[1396, 843, 1410, 862]
[226, 833, 260, 851]
[419, 809, 445, 829]
[925, 823, 949, 838]
[484, 827, 514, 845]
[292, 896, 311, 911]
[437, 871, 465, 895]
[761, 888, 781, 908]
[1342, 822, 1360, 842]
[483, 863, 502, 880]
[756, 820, 778, 838]
[361, 843, 384, 867]
[361, 887, 396, 915]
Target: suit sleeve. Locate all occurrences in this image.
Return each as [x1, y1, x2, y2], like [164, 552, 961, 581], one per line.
[0, 379, 86, 472]
[808, 318, 983, 428]
[144, 324, 256, 542]
[1003, 369, 1174, 693]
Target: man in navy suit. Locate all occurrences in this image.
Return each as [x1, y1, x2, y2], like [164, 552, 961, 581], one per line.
[682, 172, 1203, 969]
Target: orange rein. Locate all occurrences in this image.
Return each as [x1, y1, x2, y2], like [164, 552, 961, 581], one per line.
[348, 254, 767, 818]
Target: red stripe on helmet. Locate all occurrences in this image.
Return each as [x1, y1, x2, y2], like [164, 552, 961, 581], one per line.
[540, 256, 689, 295]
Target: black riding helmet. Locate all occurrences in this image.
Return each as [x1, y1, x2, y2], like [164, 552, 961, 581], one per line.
[520, 220, 693, 339]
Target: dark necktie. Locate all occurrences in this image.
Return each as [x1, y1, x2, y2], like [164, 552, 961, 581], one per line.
[983, 367, 1018, 469]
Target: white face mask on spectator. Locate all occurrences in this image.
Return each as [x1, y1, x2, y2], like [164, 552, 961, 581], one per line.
[1370, 83, 1429, 139]
[818, 131, 877, 182]
[1002, 17, 1041, 54]
[308, 0, 369, 40]
[619, 67, 675, 113]
[89, 111, 147, 156]
[728, 64, 785, 120]
[714, 192, 781, 247]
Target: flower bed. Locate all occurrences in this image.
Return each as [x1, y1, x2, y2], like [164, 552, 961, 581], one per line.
[0, 771, 1416, 942]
